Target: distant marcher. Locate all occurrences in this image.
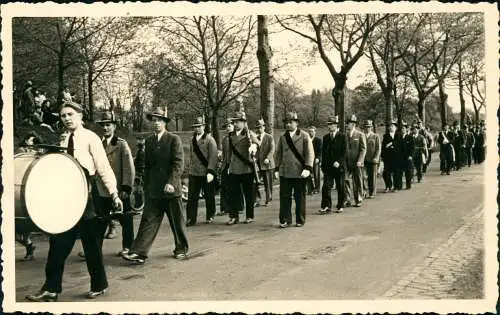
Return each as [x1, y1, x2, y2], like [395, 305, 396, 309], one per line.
[452, 121, 466, 170]
[401, 122, 414, 190]
[21, 81, 35, 122]
[275, 112, 314, 227]
[186, 117, 218, 226]
[381, 120, 403, 192]
[411, 124, 428, 183]
[344, 115, 366, 207]
[319, 115, 346, 214]
[254, 119, 275, 207]
[362, 120, 381, 198]
[437, 123, 455, 175]
[464, 125, 475, 167]
[307, 126, 322, 195]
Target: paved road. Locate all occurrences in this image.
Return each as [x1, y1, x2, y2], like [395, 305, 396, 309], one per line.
[15, 161, 485, 302]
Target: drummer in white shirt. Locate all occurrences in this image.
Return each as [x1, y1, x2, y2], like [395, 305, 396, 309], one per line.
[26, 101, 123, 302]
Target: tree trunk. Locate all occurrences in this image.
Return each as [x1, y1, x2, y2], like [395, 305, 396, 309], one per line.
[57, 52, 65, 111]
[438, 80, 448, 127]
[257, 15, 275, 136]
[417, 96, 426, 125]
[332, 75, 347, 131]
[211, 108, 220, 146]
[457, 60, 466, 126]
[87, 69, 94, 121]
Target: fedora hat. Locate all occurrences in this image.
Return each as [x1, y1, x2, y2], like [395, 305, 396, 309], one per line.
[233, 111, 247, 122]
[401, 121, 408, 127]
[388, 119, 397, 125]
[327, 115, 339, 125]
[146, 107, 170, 123]
[256, 119, 265, 128]
[96, 111, 117, 124]
[283, 111, 299, 122]
[347, 114, 358, 124]
[363, 119, 373, 128]
[191, 116, 205, 127]
[61, 100, 83, 113]
[308, 125, 317, 131]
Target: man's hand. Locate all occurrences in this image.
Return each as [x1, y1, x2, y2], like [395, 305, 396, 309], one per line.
[264, 158, 270, 165]
[207, 173, 214, 183]
[274, 171, 280, 179]
[301, 169, 311, 178]
[217, 150, 223, 158]
[356, 161, 362, 167]
[314, 158, 320, 164]
[249, 143, 258, 155]
[372, 158, 378, 163]
[164, 183, 175, 194]
[119, 191, 129, 200]
[333, 161, 340, 168]
[408, 156, 412, 160]
[112, 194, 123, 213]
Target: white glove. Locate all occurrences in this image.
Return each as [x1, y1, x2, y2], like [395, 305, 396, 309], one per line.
[314, 158, 320, 164]
[274, 171, 280, 179]
[217, 150, 222, 158]
[443, 139, 449, 144]
[207, 173, 214, 183]
[408, 156, 412, 160]
[112, 195, 123, 213]
[356, 161, 362, 167]
[301, 169, 311, 178]
[164, 183, 175, 194]
[385, 142, 393, 148]
[249, 143, 258, 155]
[264, 158, 270, 165]
[333, 161, 340, 168]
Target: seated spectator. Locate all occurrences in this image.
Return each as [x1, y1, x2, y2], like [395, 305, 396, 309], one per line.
[31, 106, 55, 133]
[41, 100, 59, 129]
[18, 131, 43, 154]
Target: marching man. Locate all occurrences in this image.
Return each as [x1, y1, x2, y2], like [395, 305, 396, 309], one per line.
[275, 112, 314, 228]
[254, 118, 275, 207]
[186, 116, 218, 226]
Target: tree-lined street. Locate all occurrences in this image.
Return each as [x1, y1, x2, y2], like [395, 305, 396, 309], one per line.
[15, 161, 484, 301]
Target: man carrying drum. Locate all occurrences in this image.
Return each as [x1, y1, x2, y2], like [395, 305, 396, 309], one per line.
[26, 101, 123, 302]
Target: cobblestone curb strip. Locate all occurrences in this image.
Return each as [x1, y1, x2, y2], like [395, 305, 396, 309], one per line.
[383, 205, 484, 299]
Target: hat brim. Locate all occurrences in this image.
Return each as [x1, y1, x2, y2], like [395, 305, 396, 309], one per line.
[191, 123, 205, 127]
[347, 120, 358, 124]
[327, 121, 339, 125]
[363, 124, 373, 127]
[283, 118, 299, 123]
[146, 113, 171, 122]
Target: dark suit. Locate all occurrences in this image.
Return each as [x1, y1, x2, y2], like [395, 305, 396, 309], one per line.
[220, 135, 243, 214]
[438, 130, 455, 174]
[412, 134, 428, 182]
[452, 130, 466, 170]
[307, 136, 322, 194]
[130, 131, 188, 257]
[255, 132, 275, 204]
[320, 132, 346, 210]
[402, 133, 415, 189]
[381, 132, 403, 190]
[464, 130, 475, 167]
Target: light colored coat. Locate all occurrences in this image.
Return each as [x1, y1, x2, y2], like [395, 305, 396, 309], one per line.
[189, 132, 218, 176]
[256, 132, 275, 170]
[364, 132, 381, 163]
[96, 136, 135, 197]
[275, 129, 314, 178]
[346, 128, 367, 168]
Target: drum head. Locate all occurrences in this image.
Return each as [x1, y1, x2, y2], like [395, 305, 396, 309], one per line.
[23, 153, 88, 234]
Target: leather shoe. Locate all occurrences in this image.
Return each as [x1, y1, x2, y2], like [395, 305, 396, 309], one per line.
[227, 218, 238, 225]
[122, 252, 146, 264]
[86, 289, 107, 299]
[26, 290, 58, 302]
[174, 253, 187, 260]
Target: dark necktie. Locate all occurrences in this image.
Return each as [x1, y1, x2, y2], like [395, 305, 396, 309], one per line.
[102, 138, 108, 149]
[257, 134, 261, 141]
[67, 132, 74, 157]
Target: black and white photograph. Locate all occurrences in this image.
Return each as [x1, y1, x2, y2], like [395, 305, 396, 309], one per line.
[1, 2, 498, 313]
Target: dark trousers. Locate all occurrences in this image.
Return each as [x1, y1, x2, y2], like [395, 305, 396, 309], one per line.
[279, 177, 306, 225]
[414, 155, 424, 182]
[321, 169, 345, 210]
[440, 144, 454, 174]
[344, 166, 364, 204]
[42, 218, 108, 293]
[307, 162, 321, 193]
[186, 175, 216, 223]
[98, 197, 134, 249]
[363, 162, 378, 197]
[131, 197, 188, 257]
[402, 159, 414, 189]
[473, 147, 479, 164]
[255, 169, 273, 204]
[228, 173, 255, 220]
[423, 150, 432, 173]
[465, 147, 473, 167]
[382, 161, 401, 190]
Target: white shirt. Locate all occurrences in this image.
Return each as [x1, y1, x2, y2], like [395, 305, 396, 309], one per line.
[236, 129, 242, 136]
[157, 130, 165, 141]
[389, 132, 395, 139]
[195, 133, 203, 142]
[61, 125, 118, 195]
[349, 129, 354, 138]
[289, 128, 297, 136]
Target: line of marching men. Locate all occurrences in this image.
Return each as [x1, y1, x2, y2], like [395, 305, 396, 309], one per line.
[24, 102, 486, 302]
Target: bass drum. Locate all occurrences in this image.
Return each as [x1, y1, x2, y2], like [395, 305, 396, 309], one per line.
[15, 152, 89, 234]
